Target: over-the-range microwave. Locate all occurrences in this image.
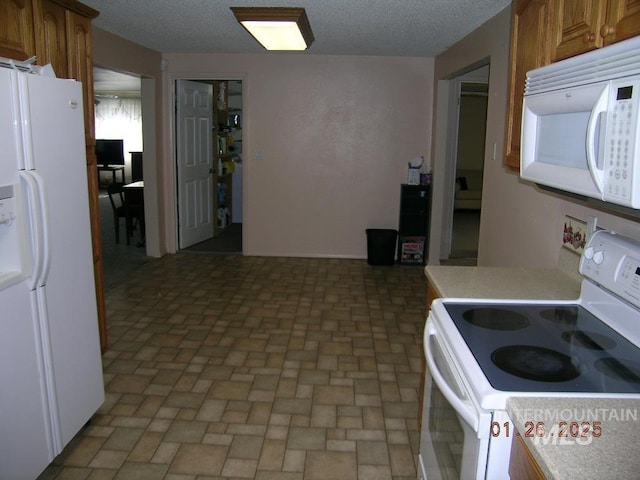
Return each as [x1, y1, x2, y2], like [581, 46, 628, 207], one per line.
[520, 35, 640, 209]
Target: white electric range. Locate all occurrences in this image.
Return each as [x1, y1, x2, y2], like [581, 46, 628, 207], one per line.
[419, 230, 640, 480]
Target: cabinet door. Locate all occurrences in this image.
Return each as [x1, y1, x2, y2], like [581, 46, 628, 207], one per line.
[66, 10, 94, 143]
[602, 0, 640, 45]
[504, 0, 552, 170]
[0, 0, 35, 60]
[34, 0, 68, 78]
[509, 433, 547, 479]
[551, 0, 608, 61]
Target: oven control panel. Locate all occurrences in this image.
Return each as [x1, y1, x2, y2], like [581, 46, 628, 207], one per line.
[580, 230, 640, 306]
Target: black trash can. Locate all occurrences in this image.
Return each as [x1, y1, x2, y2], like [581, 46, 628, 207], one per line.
[366, 229, 398, 265]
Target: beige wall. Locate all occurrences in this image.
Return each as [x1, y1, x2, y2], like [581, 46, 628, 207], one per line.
[162, 54, 434, 257]
[95, 7, 639, 264]
[430, 6, 640, 269]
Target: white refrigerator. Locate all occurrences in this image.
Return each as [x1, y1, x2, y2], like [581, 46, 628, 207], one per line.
[0, 60, 104, 479]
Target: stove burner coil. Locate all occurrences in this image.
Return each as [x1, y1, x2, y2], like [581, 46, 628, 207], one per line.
[595, 358, 640, 382]
[461, 308, 530, 330]
[539, 306, 580, 325]
[491, 345, 581, 382]
[561, 330, 617, 350]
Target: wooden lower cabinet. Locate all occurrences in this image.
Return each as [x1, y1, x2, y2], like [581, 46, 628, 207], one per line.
[426, 282, 439, 311]
[509, 432, 547, 479]
[0, 0, 107, 351]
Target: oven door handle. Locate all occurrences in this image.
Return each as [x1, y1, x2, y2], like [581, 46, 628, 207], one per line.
[424, 322, 479, 432]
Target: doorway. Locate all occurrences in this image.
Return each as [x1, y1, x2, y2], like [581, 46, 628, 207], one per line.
[176, 79, 243, 254]
[450, 81, 487, 259]
[93, 66, 149, 289]
[440, 65, 489, 264]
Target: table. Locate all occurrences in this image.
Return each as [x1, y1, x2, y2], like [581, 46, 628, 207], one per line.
[122, 181, 144, 246]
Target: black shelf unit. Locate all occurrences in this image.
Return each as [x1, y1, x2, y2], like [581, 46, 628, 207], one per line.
[398, 184, 430, 264]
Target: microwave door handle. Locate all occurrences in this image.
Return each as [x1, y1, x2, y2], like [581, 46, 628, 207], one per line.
[586, 86, 609, 194]
[424, 322, 479, 431]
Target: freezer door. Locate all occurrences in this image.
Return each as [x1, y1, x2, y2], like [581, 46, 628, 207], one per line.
[0, 67, 53, 479]
[0, 69, 32, 288]
[0, 283, 55, 479]
[0, 67, 24, 179]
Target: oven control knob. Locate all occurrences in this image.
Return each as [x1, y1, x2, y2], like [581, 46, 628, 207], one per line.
[593, 250, 605, 265]
[584, 246, 595, 260]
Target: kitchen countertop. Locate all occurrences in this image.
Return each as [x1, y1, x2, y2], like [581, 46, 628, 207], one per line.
[508, 397, 640, 479]
[424, 264, 638, 479]
[424, 265, 582, 300]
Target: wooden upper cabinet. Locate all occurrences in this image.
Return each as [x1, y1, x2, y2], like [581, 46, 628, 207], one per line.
[65, 10, 95, 143]
[604, 0, 640, 45]
[504, 0, 553, 170]
[551, 0, 608, 61]
[0, 0, 35, 60]
[552, 0, 640, 61]
[33, 0, 68, 77]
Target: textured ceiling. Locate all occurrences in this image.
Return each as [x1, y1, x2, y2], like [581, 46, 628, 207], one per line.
[83, 0, 511, 57]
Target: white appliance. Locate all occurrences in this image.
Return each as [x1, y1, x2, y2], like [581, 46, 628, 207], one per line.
[0, 58, 104, 479]
[520, 35, 640, 209]
[418, 230, 640, 479]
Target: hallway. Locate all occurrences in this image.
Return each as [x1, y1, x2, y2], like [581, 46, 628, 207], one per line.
[40, 254, 426, 479]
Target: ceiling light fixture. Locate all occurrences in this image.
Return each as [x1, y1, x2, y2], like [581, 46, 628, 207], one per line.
[230, 7, 314, 51]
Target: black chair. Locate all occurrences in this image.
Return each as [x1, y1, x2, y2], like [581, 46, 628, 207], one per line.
[123, 187, 145, 247]
[107, 184, 130, 244]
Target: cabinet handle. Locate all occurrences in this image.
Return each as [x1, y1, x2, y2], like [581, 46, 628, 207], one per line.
[600, 24, 616, 38]
[582, 32, 596, 43]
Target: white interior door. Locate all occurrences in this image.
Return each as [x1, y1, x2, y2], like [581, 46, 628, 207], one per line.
[176, 79, 213, 249]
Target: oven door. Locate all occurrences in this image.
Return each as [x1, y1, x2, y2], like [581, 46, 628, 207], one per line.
[419, 318, 491, 480]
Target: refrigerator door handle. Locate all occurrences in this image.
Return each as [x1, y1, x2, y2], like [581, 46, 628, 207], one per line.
[19, 170, 49, 289]
[31, 170, 51, 285]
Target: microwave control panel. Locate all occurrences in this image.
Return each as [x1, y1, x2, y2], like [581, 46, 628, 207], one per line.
[604, 79, 640, 207]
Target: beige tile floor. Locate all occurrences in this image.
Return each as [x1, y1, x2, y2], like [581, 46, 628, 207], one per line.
[39, 254, 427, 480]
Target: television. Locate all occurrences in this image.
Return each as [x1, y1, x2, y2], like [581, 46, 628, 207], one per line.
[95, 139, 125, 167]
